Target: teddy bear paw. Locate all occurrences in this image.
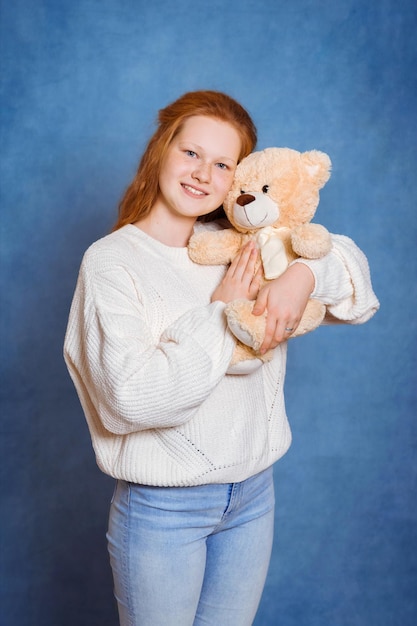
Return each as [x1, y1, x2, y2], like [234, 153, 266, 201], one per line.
[225, 299, 266, 351]
[227, 358, 264, 375]
[226, 340, 268, 375]
[291, 223, 332, 259]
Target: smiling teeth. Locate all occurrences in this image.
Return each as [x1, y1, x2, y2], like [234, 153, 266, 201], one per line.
[183, 184, 205, 196]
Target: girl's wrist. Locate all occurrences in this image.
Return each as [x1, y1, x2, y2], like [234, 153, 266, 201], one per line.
[286, 261, 315, 295]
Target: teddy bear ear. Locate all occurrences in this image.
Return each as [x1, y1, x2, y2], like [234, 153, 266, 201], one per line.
[301, 150, 332, 188]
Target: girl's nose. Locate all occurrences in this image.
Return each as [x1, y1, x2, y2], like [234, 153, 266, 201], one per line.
[192, 161, 211, 183]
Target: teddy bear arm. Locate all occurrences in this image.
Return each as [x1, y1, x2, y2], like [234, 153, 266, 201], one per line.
[188, 229, 244, 265]
[291, 223, 332, 259]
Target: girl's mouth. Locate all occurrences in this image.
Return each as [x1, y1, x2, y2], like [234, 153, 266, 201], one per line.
[182, 184, 207, 197]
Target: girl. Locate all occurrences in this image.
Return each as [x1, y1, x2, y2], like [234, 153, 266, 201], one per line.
[64, 90, 379, 625]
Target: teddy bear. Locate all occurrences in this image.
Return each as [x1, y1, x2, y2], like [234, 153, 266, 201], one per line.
[188, 147, 333, 374]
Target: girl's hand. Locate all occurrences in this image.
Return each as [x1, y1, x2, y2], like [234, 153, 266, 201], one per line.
[253, 263, 315, 353]
[211, 242, 262, 304]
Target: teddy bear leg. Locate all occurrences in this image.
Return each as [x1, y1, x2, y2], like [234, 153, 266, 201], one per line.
[225, 299, 266, 352]
[227, 342, 269, 375]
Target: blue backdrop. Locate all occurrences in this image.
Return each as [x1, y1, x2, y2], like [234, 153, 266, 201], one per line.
[1, 1, 416, 625]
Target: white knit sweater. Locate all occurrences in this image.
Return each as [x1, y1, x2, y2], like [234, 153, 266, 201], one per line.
[64, 223, 379, 486]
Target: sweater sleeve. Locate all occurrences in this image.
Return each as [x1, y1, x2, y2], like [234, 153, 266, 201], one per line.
[292, 234, 380, 324]
[64, 261, 236, 435]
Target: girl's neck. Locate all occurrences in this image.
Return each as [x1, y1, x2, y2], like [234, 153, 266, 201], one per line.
[133, 212, 196, 248]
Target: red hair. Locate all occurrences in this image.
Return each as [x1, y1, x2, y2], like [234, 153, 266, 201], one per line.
[112, 90, 257, 231]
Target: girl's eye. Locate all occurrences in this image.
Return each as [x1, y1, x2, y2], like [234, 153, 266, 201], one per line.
[186, 150, 197, 158]
[262, 185, 269, 193]
[216, 162, 227, 170]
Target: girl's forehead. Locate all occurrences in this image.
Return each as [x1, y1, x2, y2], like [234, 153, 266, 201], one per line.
[174, 116, 241, 162]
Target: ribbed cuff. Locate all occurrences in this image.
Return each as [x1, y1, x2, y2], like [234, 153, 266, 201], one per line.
[291, 253, 353, 304]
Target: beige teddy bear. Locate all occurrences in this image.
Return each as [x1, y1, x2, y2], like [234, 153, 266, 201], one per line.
[188, 147, 333, 374]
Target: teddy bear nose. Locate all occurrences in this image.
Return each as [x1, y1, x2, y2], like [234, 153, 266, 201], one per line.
[236, 194, 256, 207]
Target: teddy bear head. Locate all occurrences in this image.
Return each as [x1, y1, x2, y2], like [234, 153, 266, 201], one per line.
[223, 147, 332, 233]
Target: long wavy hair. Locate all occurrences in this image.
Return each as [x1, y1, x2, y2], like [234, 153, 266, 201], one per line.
[112, 90, 257, 231]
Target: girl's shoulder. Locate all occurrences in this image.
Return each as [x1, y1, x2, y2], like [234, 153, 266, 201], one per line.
[81, 225, 143, 273]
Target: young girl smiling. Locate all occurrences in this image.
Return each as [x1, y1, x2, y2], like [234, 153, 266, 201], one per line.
[64, 90, 379, 625]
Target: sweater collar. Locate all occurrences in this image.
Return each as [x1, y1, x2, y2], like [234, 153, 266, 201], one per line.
[122, 224, 194, 266]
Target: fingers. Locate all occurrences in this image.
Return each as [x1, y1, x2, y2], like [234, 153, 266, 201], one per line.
[227, 242, 260, 295]
[229, 241, 258, 280]
[211, 242, 261, 304]
[254, 265, 314, 353]
[252, 287, 267, 316]
[255, 284, 300, 353]
[248, 264, 263, 300]
[259, 315, 298, 354]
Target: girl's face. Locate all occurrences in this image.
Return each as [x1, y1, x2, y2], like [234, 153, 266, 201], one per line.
[155, 115, 242, 222]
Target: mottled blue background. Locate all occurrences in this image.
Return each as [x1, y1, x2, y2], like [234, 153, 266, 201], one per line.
[1, 1, 416, 625]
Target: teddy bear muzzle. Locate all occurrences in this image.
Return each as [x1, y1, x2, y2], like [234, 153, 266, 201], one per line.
[233, 192, 279, 229]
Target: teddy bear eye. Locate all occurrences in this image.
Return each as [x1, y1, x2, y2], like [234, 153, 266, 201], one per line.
[262, 185, 269, 193]
[240, 189, 246, 194]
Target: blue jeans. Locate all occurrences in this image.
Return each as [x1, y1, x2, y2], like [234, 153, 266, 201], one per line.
[107, 467, 275, 626]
